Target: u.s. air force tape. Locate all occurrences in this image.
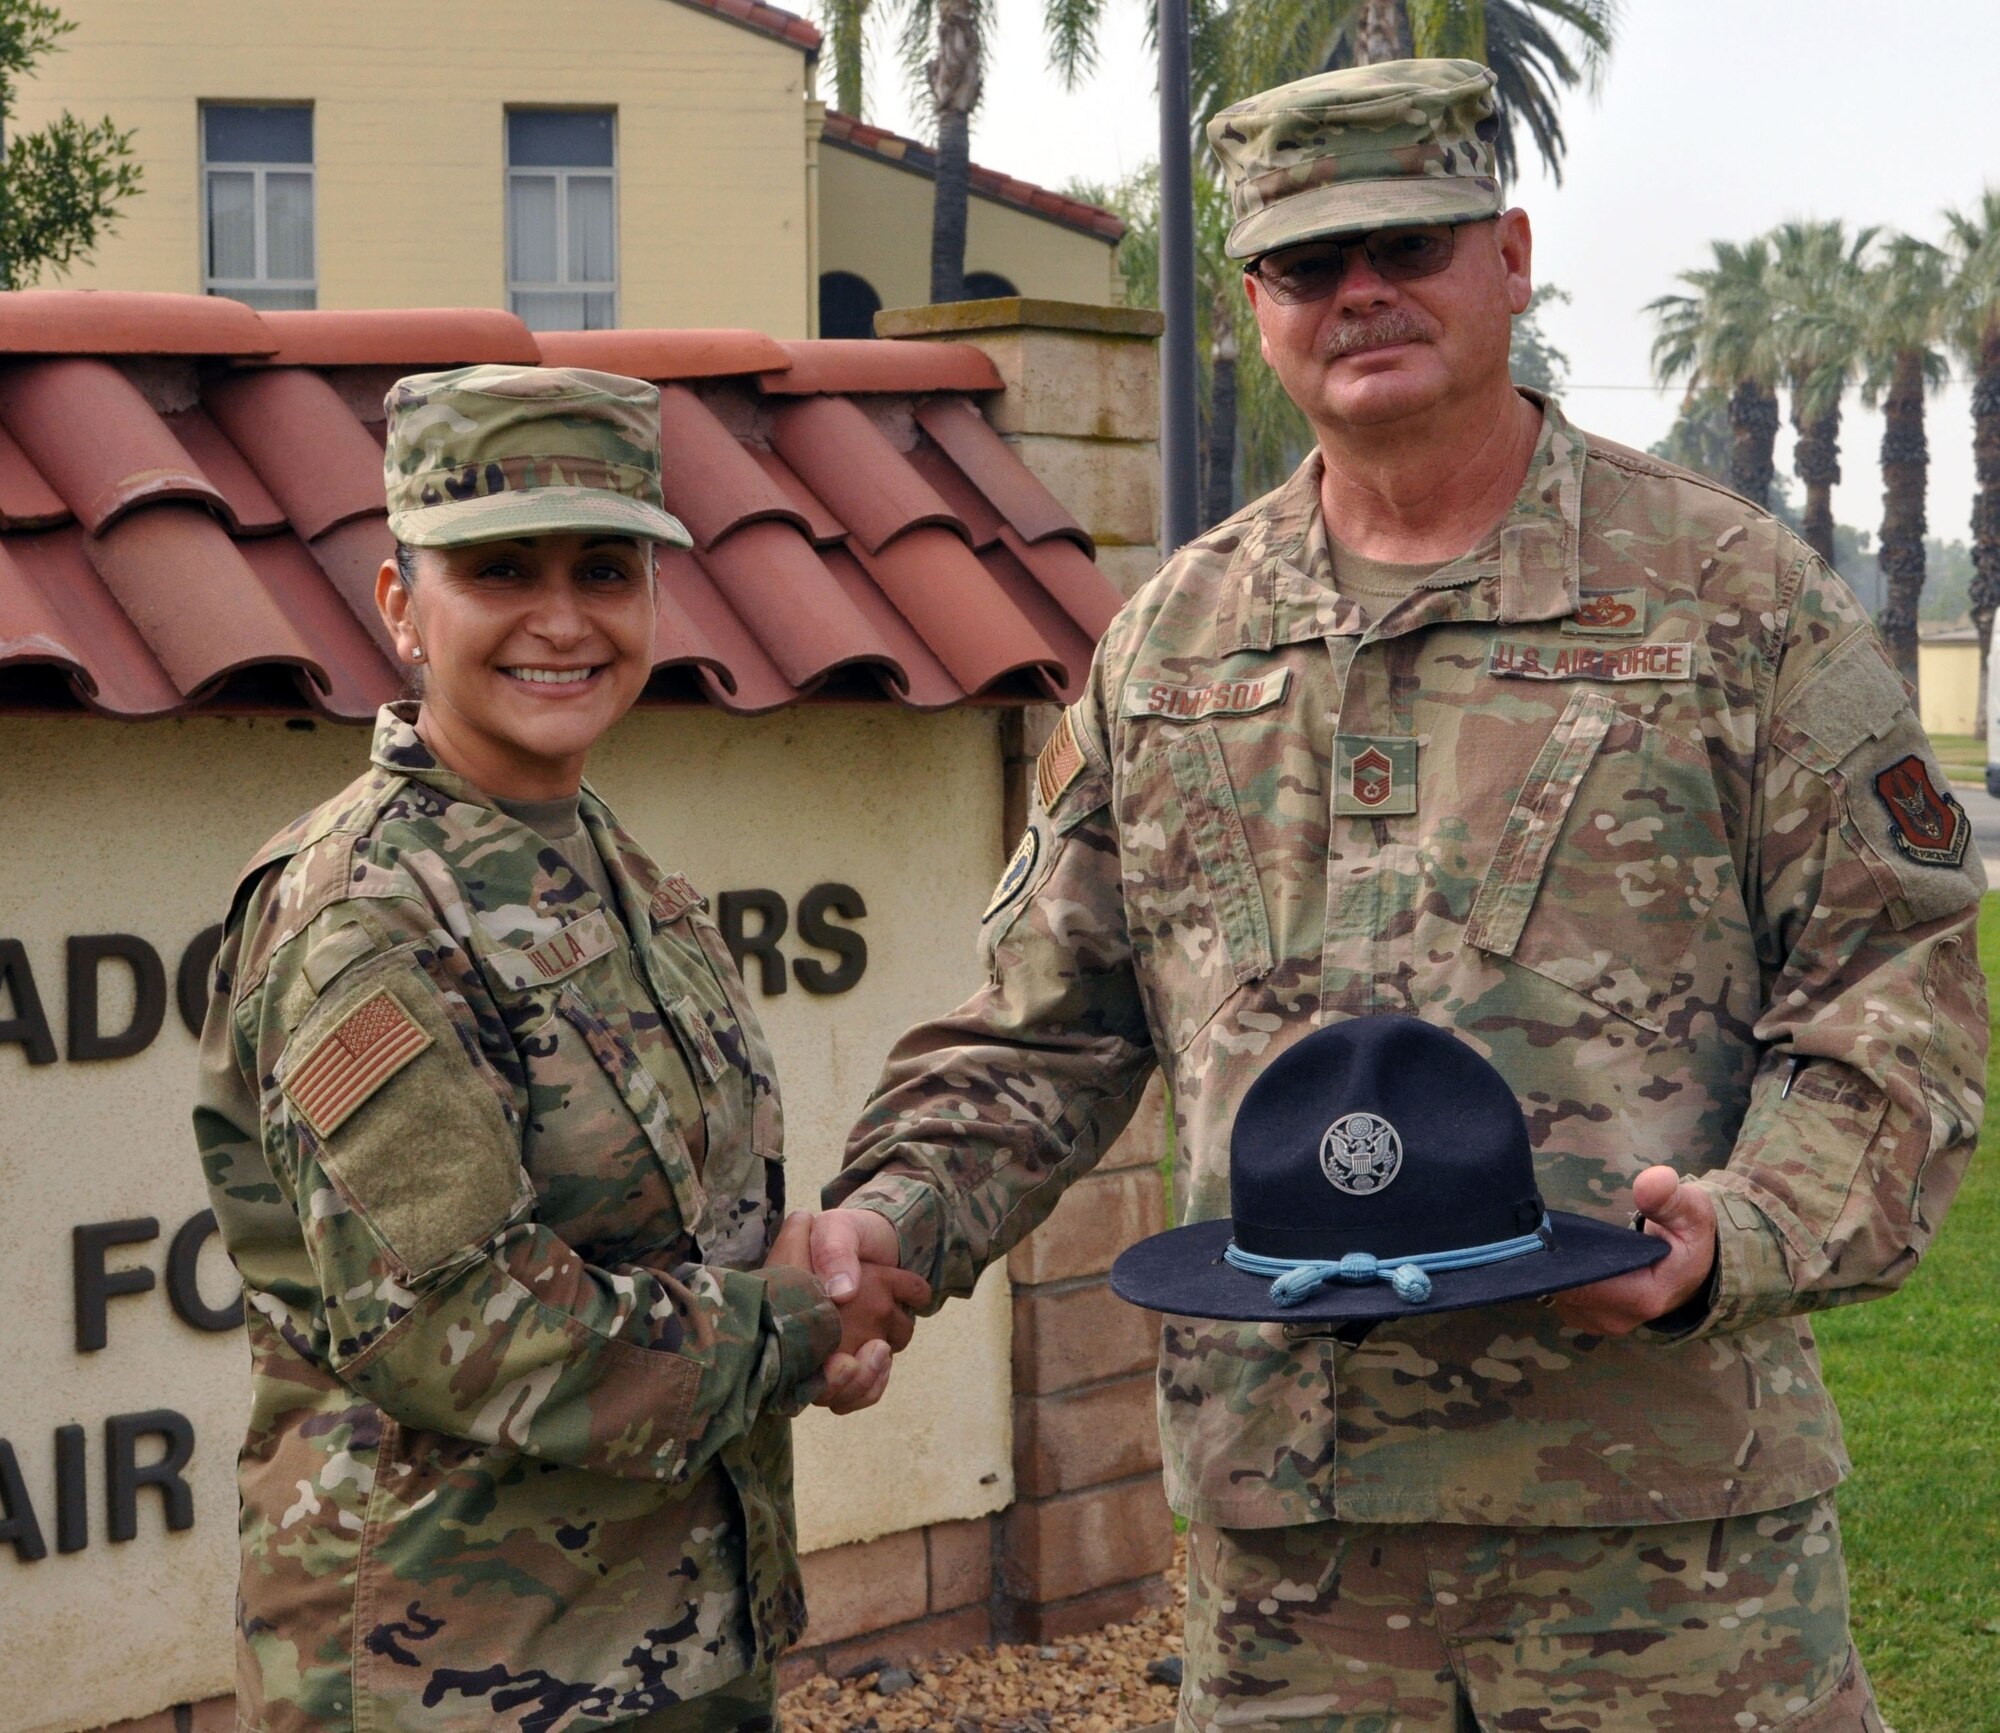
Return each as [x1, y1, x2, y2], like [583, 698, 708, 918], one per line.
[984, 825, 1041, 922]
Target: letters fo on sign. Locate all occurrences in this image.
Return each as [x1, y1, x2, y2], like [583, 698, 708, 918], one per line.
[1123, 668, 1291, 721]
[1487, 640, 1696, 682]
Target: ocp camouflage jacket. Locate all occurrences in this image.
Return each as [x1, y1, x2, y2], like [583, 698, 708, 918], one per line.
[830, 400, 1988, 1530]
[194, 704, 838, 1733]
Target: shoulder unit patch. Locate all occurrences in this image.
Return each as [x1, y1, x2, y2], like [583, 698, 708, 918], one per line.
[984, 825, 1043, 923]
[284, 988, 433, 1138]
[1873, 755, 1970, 868]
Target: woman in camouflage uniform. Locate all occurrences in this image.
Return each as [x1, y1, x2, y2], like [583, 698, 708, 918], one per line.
[193, 365, 924, 1733]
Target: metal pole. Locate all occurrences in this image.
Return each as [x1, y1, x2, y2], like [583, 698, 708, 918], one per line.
[1157, 0, 1200, 555]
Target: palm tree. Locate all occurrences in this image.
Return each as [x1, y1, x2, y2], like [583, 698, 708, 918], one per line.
[1649, 239, 1784, 508]
[1858, 234, 1951, 689]
[1945, 187, 2000, 738]
[820, 0, 871, 115]
[1193, 0, 1617, 186]
[1770, 219, 1876, 567]
[892, 0, 1107, 301]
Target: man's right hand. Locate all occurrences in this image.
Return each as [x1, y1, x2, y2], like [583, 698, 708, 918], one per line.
[810, 1208, 929, 1416]
[810, 1207, 907, 1301]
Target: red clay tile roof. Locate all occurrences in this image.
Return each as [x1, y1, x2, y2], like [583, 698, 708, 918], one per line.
[821, 112, 1125, 243]
[0, 291, 1120, 721]
[675, 0, 821, 53]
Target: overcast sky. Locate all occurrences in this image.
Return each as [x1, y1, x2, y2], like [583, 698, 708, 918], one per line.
[857, 0, 2000, 556]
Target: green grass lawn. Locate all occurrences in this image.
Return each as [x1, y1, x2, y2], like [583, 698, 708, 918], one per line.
[1929, 732, 1985, 785]
[1813, 893, 2000, 1731]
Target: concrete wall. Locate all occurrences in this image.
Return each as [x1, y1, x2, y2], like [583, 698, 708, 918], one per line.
[817, 145, 1120, 316]
[1919, 639, 1980, 739]
[12, 0, 812, 334]
[0, 705, 1011, 1733]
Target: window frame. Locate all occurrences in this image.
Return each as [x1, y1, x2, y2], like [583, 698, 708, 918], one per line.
[199, 101, 317, 309]
[504, 107, 620, 331]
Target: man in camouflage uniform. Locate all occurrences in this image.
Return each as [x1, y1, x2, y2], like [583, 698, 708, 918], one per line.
[818, 60, 1988, 1730]
[195, 366, 914, 1733]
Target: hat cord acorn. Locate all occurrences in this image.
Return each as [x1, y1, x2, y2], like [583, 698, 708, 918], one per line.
[1223, 1216, 1555, 1308]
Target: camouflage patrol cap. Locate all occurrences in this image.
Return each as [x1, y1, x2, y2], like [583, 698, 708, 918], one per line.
[383, 364, 693, 550]
[1207, 58, 1501, 261]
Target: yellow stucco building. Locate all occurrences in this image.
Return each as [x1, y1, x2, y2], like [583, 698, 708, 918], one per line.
[12, 0, 1123, 333]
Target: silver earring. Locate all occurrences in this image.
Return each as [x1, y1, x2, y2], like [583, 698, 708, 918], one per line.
[410, 647, 425, 662]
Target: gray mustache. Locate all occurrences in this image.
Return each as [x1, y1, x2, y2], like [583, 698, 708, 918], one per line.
[1323, 312, 1434, 358]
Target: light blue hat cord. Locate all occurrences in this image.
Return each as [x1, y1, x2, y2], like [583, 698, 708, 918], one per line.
[1223, 1216, 1554, 1306]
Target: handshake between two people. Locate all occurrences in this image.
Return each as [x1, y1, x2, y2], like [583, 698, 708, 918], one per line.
[766, 1207, 929, 1415]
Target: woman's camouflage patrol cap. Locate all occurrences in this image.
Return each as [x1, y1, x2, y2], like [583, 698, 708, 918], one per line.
[382, 363, 693, 550]
[1207, 57, 1501, 262]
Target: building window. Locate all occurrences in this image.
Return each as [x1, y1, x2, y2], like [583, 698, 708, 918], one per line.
[818, 271, 882, 339]
[508, 110, 617, 331]
[202, 105, 315, 310]
[964, 271, 1018, 300]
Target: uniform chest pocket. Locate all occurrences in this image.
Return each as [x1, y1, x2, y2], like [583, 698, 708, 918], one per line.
[1466, 690, 1744, 1033]
[1119, 721, 1274, 1051]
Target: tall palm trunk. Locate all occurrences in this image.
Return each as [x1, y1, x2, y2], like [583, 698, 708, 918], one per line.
[1971, 325, 2000, 740]
[1203, 290, 1239, 530]
[1353, 0, 1411, 63]
[1789, 369, 1841, 566]
[927, 0, 982, 304]
[1876, 348, 1928, 692]
[1727, 378, 1779, 508]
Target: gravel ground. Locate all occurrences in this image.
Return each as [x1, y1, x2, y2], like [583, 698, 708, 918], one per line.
[780, 1539, 1187, 1733]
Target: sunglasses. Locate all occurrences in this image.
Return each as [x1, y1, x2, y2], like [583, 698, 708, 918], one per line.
[1246, 220, 1484, 305]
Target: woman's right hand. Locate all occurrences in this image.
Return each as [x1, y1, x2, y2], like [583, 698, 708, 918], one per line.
[766, 1211, 928, 1415]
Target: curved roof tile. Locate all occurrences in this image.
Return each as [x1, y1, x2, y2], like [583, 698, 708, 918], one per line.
[0, 359, 228, 534]
[0, 291, 274, 358]
[254, 307, 540, 368]
[538, 328, 790, 380]
[205, 369, 387, 539]
[85, 506, 325, 699]
[757, 339, 1003, 395]
[0, 296, 1123, 720]
[0, 423, 67, 528]
[695, 518, 896, 688]
[770, 396, 963, 553]
[656, 384, 809, 546]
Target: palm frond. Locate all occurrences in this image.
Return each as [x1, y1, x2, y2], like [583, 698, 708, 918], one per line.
[1043, 0, 1109, 88]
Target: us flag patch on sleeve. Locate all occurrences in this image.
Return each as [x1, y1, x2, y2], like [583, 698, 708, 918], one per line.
[284, 989, 433, 1138]
[1037, 710, 1086, 811]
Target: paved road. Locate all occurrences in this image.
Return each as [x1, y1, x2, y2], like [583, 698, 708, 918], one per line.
[1952, 777, 2000, 877]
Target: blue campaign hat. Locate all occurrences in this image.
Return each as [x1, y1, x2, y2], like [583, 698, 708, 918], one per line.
[1110, 1015, 1667, 1322]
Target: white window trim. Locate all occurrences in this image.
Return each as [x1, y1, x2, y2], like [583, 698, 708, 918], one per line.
[505, 111, 619, 328]
[200, 106, 316, 305]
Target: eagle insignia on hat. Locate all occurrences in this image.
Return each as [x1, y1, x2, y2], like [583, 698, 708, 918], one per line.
[1321, 1111, 1403, 1194]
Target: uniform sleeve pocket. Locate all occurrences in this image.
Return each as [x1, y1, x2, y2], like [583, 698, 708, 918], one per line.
[282, 958, 529, 1280]
[1121, 722, 1273, 1051]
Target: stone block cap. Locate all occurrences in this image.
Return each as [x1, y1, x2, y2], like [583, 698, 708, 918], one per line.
[1207, 57, 1500, 260]
[874, 297, 1165, 341]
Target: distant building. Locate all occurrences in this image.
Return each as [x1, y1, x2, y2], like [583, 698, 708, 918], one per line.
[15, 0, 1124, 334]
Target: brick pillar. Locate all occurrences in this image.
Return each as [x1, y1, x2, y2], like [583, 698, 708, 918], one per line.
[882, 297, 1176, 1640]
